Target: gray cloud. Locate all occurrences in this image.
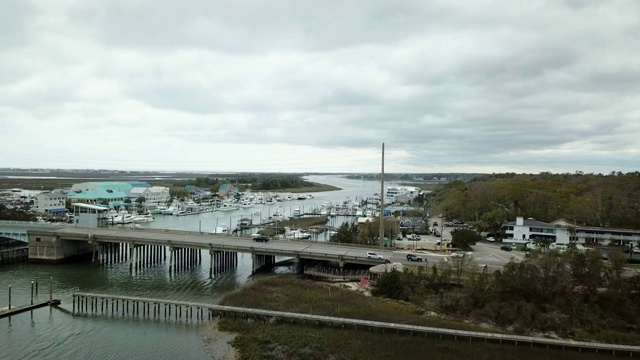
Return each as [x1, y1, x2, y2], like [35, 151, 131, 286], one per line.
[0, 0, 638, 173]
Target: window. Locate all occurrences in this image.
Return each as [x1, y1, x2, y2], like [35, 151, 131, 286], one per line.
[35, 237, 41, 242]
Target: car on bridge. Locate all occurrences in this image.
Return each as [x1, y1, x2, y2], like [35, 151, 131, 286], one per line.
[406, 253, 424, 262]
[366, 251, 383, 260]
[253, 236, 270, 243]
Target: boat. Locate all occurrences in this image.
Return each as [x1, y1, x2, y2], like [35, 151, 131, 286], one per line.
[160, 204, 179, 215]
[111, 214, 135, 224]
[212, 225, 228, 234]
[219, 202, 239, 211]
[133, 214, 155, 223]
[284, 228, 311, 240]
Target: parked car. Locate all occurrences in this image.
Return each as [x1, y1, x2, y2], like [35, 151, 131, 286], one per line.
[252, 236, 270, 242]
[486, 237, 495, 242]
[366, 251, 383, 259]
[451, 252, 465, 258]
[633, 247, 640, 254]
[406, 253, 424, 262]
[408, 234, 421, 241]
[436, 239, 450, 246]
[500, 245, 513, 252]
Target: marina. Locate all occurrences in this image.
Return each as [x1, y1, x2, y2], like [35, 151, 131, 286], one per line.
[0, 175, 401, 359]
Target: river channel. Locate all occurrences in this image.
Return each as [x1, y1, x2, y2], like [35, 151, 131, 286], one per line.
[0, 175, 394, 359]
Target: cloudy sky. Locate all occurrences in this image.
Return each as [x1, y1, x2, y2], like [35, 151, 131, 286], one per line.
[1, 1, 639, 174]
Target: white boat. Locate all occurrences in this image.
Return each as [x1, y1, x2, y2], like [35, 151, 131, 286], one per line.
[285, 228, 311, 240]
[212, 225, 228, 234]
[111, 214, 135, 224]
[133, 214, 155, 223]
[219, 202, 239, 211]
[161, 205, 179, 215]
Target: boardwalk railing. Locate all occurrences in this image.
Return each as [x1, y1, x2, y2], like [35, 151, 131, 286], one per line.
[71, 292, 640, 357]
[303, 266, 368, 281]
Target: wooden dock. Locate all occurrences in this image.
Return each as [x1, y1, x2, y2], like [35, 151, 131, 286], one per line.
[0, 299, 61, 319]
[72, 292, 640, 357]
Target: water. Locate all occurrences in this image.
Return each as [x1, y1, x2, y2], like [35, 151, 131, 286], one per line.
[0, 175, 395, 359]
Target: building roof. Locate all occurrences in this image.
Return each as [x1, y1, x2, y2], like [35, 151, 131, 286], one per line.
[505, 218, 555, 228]
[219, 184, 233, 191]
[148, 186, 168, 193]
[130, 187, 147, 194]
[67, 188, 127, 200]
[38, 192, 65, 199]
[71, 203, 109, 211]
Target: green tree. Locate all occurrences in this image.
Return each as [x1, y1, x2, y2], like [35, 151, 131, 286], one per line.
[450, 228, 481, 250]
[329, 222, 359, 244]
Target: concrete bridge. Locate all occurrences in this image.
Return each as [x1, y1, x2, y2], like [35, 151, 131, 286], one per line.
[27, 227, 390, 276]
[0, 220, 68, 242]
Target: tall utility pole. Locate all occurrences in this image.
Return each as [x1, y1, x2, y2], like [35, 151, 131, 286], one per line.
[380, 143, 385, 248]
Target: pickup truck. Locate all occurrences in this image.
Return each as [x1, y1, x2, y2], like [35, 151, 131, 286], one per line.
[406, 254, 424, 262]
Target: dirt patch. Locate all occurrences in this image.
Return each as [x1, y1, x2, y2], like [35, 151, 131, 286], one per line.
[201, 319, 239, 360]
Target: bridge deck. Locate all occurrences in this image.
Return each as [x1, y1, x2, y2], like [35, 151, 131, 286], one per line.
[71, 292, 640, 356]
[30, 227, 391, 265]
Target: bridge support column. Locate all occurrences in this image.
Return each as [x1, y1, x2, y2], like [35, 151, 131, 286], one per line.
[339, 260, 345, 281]
[168, 246, 174, 273]
[209, 248, 214, 278]
[128, 243, 133, 273]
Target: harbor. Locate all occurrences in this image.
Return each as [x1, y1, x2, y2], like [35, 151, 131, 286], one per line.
[0, 175, 401, 360]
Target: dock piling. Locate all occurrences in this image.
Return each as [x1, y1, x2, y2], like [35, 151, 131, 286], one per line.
[8, 285, 11, 310]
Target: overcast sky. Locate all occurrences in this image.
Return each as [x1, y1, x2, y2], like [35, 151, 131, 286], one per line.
[1, 1, 639, 174]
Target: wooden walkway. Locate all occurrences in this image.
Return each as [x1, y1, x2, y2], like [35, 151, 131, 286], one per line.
[72, 292, 640, 357]
[0, 299, 61, 319]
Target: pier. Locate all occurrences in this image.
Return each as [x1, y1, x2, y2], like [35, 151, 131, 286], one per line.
[71, 292, 640, 357]
[0, 299, 61, 319]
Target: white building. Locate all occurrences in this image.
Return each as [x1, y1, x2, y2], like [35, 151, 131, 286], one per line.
[504, 216, 640, 248]
[384, 186, 422, 202]
[551, 219, 640, 247]
[130, 186, 170, 206]
[503, 216, 570, 245]
[34, 192, 68, 214]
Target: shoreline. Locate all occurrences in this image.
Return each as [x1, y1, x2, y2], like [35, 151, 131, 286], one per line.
[201, 319, 239, 360]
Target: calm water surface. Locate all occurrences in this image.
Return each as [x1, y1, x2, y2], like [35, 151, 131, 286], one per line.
[0, 176, 395, 359]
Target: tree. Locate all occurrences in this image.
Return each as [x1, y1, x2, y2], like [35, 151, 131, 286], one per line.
[450, 228, 481, 250]
[136, 197, 146, 204]
[329, 222, 359, 244]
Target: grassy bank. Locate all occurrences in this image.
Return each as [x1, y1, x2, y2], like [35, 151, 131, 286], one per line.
[273, 182, 341, 193]
[217, 276, 621, 360]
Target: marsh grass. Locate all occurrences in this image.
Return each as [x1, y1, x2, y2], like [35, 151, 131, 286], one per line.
[218, 275, 623, 360]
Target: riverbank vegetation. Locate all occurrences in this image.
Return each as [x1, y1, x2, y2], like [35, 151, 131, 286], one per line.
[431, 172, 640, 233]
[217, 275, 623, 360]
[0, 204, 36, 221]
[375, 250, 640, 345]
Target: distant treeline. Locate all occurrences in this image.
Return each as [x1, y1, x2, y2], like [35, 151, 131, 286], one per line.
[431, 172, 640, 230]
[234, 175, 312, 190]
[345, 173, 483, 181]
[167, 175, 316, 197]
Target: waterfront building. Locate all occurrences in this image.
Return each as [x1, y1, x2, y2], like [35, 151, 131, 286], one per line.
[130, 186, 170, 206]
[384, 186, 422, 202]
[33, 192, 68, 214]
[218, 184, 237, 197]
[67, 181, 150, 205]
